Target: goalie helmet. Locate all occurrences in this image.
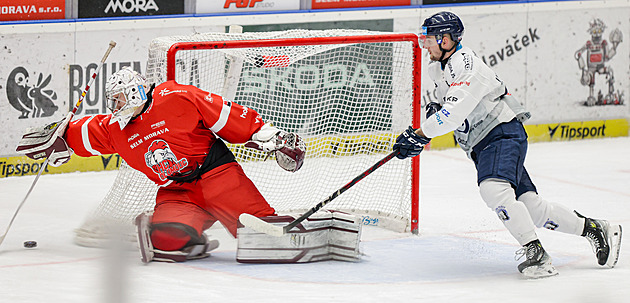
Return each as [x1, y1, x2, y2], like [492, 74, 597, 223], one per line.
[106, 67, 148, 129]
[421, 11, 465, 43]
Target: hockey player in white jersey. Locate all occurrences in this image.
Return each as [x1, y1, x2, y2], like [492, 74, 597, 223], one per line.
[393, 11, 622, 278]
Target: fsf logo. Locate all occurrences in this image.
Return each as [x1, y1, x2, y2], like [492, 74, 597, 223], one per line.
[224, 0, 264, 8]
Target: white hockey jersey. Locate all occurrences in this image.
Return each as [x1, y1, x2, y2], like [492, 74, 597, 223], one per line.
[421, 45, 529, 157]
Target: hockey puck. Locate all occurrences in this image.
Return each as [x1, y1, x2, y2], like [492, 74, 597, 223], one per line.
[23, 241, 37, 248]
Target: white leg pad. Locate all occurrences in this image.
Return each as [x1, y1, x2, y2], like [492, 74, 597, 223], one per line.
[517, 191, 585, 236]
[479, 179, 538, 246]
[236, 210, 362, 263]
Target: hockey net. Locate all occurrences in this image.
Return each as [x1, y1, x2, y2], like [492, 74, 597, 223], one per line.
[74, 29, 421, 247]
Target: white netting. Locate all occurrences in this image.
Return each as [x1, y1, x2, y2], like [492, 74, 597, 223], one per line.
[75, 29, 419, 247]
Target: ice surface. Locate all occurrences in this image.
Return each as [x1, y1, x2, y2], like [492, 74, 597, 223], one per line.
[1, 137, 628, 302]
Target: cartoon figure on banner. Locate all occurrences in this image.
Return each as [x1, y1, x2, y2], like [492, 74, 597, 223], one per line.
[6, 67, 59, 118]
[574, 18, 624, 106]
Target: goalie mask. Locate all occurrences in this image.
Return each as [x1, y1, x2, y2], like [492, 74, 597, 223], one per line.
[106, 67, 148, 129]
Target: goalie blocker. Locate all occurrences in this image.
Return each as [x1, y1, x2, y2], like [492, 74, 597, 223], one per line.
[237, 210, 362, 263]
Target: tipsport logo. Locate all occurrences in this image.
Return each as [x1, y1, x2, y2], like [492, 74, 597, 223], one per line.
[0, 161, 49, 178]
[548, 123, 606, 140]
[5, 67, 59, 119]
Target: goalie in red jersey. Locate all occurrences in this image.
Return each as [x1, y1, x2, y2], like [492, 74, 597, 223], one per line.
[17, 67, 308, 263]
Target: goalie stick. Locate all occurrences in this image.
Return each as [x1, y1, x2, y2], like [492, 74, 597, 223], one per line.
[0, 41, 116, 247]
[239, 150, 399, 237]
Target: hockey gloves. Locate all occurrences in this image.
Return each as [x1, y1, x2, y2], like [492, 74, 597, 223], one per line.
[393, 126, 431, 159]
[16, 114, 74, 167]
[245, 123, 306, 172]
[425, 102, 442, 119]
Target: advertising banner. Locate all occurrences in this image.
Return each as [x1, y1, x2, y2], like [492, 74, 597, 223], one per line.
[312, 0, 410, 10]
[0, 0, 64, 21]
[78, 0, 184, 18]
[420, 6, 628, 125]
[197, 0, 300, 13]
[0, 21, 222, 157]
[1, 1, 629, 176]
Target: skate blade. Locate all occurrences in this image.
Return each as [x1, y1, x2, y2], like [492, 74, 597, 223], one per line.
[205, 239, 220, 254]
[521, 262, 559, 279]
[606, 224, 622, 268]
[135, 213, 154, 264]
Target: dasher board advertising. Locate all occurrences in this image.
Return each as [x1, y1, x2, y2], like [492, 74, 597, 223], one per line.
[197, 0, 300, 13]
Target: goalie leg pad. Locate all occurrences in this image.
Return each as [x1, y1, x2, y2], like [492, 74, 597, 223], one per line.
[236, 210, 362, 263]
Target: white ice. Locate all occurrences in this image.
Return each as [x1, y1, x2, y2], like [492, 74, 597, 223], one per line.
[1, 137, 629, 303]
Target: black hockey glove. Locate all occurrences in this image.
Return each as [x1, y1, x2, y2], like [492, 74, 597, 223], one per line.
[425, 102, 442, 119]
[393, 126, 431, 159]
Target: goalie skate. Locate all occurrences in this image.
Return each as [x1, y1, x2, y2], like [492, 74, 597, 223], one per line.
[136, 211, 154, 263]
[153, 239, 219, 263]
[135, 211, 219, 263]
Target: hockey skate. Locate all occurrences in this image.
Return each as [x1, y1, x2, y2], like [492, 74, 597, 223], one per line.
[152, 238, 219, 263]
[515, 240, 559, 279]
[136, 211, 154, 263]
[581, 216, 623, 268]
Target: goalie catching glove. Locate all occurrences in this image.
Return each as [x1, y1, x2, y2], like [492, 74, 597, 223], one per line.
[15, 113, 74, 167]
[245, 123, 306, 172]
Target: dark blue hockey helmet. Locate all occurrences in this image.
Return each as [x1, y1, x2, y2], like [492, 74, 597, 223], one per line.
[421, 11, 464, 43]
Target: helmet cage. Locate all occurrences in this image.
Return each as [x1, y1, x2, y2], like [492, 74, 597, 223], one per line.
[105, 67, 148, 129]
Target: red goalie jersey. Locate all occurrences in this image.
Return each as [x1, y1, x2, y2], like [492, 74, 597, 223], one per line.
[65, 80, 264, 187]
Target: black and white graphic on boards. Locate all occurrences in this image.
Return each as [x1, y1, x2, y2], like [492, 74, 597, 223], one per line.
[6, 67, 59, 119]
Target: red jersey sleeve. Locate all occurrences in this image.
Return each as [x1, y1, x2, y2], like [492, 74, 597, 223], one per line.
[65, 114, 117, 156]
[179, 83, 263, 143]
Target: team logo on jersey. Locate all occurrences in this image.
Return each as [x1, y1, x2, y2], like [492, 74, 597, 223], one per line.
[144, 139, 189, 181]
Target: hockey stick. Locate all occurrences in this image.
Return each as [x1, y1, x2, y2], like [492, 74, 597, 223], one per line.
[239, 150, 400, 237]
[0, 41, 116, 247]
